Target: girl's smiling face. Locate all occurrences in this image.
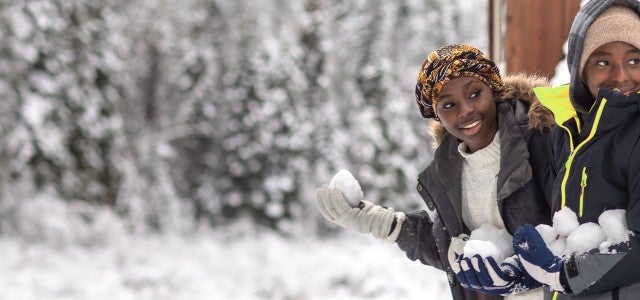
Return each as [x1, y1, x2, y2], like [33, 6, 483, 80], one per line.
[435, 77, 498, 153]
[583, 41, 640, 98]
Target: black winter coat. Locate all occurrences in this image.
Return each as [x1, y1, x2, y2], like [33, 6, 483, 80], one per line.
[536, 86, 640, 300]
[541, 1, 640, 298]
[395, 76, 555, 300]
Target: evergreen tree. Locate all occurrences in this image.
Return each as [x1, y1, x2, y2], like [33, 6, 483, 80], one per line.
[0, 0, 488, 232]
[0, 0, 128, 205]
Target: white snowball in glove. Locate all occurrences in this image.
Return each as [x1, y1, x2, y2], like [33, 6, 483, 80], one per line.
[548, 236, 567, 256]
[329, 169, 363, 207]
[565, 222, 606, 254]
[535, 224, 558, 245]
[598, 209, 629, 243]
[553, 206, 580, 237]
[464, 224, 513, 263]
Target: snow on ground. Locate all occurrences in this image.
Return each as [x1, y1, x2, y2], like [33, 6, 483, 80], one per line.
[0, 223, 450, 300]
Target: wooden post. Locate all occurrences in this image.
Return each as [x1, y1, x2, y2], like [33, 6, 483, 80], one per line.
[488, 0, 503, 65]
[504, 0, 581, 79]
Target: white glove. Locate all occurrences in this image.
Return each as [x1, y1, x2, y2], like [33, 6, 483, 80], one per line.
[447, 234, 469, 267]
[315, 185, 405, 242]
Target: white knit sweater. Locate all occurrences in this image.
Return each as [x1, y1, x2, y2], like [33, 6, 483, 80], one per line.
[459, 132, 505, 232]
[458, 133, 543, 300]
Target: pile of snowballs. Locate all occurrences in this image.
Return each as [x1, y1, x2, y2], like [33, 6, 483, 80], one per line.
[464, 207, 633, 260]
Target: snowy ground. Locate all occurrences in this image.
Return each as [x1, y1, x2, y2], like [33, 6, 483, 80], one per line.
[0, 223, 450, 300]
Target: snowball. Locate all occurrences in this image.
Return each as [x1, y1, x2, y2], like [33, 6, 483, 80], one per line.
[535, 224, 558, 245]
[463, 240, 502, 261]
[598, 209, 629, 243]
[329, 169, 363, 207]
[548, 236, 567, 257]
[469, 223, 500, 241]
[553, 207, 580, 237]
[565, 222, 606, 254]
[467, 224, 513, 262]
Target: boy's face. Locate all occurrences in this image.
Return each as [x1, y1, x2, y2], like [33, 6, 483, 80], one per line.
[583, 41, 640, 98]
[435, 77, 498, 153]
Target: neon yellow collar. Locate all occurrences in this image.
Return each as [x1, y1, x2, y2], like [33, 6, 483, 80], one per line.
[533, 85, 577, 125]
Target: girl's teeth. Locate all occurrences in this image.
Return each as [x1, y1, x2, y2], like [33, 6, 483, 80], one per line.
[463, 120, 480, 129]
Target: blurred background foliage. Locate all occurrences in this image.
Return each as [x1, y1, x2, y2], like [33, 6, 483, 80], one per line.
[0, 0, 486, 234]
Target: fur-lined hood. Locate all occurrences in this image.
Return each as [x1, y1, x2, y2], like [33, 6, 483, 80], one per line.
[428, 73, 554, 147]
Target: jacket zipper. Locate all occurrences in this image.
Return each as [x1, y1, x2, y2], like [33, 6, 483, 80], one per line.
[579, 167, 588, 217]
[559, 99, 607, 209]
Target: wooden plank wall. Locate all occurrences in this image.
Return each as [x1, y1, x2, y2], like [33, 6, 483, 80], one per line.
[504, 0, 581, 79]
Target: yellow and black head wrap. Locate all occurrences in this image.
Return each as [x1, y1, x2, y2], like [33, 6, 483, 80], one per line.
[414, 44, 504, 119]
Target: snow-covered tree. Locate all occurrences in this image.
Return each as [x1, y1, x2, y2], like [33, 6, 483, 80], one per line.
[0, 0, 128, 205]
[0, 0, 487, 233]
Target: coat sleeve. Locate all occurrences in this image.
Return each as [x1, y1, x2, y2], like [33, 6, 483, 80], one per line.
[528, 129, 556, 208]
[394, 209, 445, 271]
[564, 235, 640, 295]
[563, 140, 640, 296]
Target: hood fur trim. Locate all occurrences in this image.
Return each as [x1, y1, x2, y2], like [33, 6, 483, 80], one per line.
[428, 73, 554, 147]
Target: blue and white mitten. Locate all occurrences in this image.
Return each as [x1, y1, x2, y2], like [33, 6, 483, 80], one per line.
[513, 224, 571, 293]
[453, 254, 541, 295]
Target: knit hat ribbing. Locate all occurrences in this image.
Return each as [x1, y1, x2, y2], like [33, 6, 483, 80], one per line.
[579, 5, 640, 77]
[414, 44, 504, 119]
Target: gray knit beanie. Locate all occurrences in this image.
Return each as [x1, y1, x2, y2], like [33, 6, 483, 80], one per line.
[580, 6, 640, 76]
[567, 0, 640, 112]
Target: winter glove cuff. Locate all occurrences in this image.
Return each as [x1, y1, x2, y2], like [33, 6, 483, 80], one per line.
[361, 201, 400, 241]
[383, 211, 406, 242]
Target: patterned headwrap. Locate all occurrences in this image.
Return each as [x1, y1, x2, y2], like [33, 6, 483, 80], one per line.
[414, 44, 505, 119]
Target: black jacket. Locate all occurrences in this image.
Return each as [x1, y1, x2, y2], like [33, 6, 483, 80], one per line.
[395, 75, 554, 300]
[535, 1, 640, 298]
[536, 85, 640, 300]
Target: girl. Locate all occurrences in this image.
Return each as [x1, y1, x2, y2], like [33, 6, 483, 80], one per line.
[316, 44, 554, 300]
